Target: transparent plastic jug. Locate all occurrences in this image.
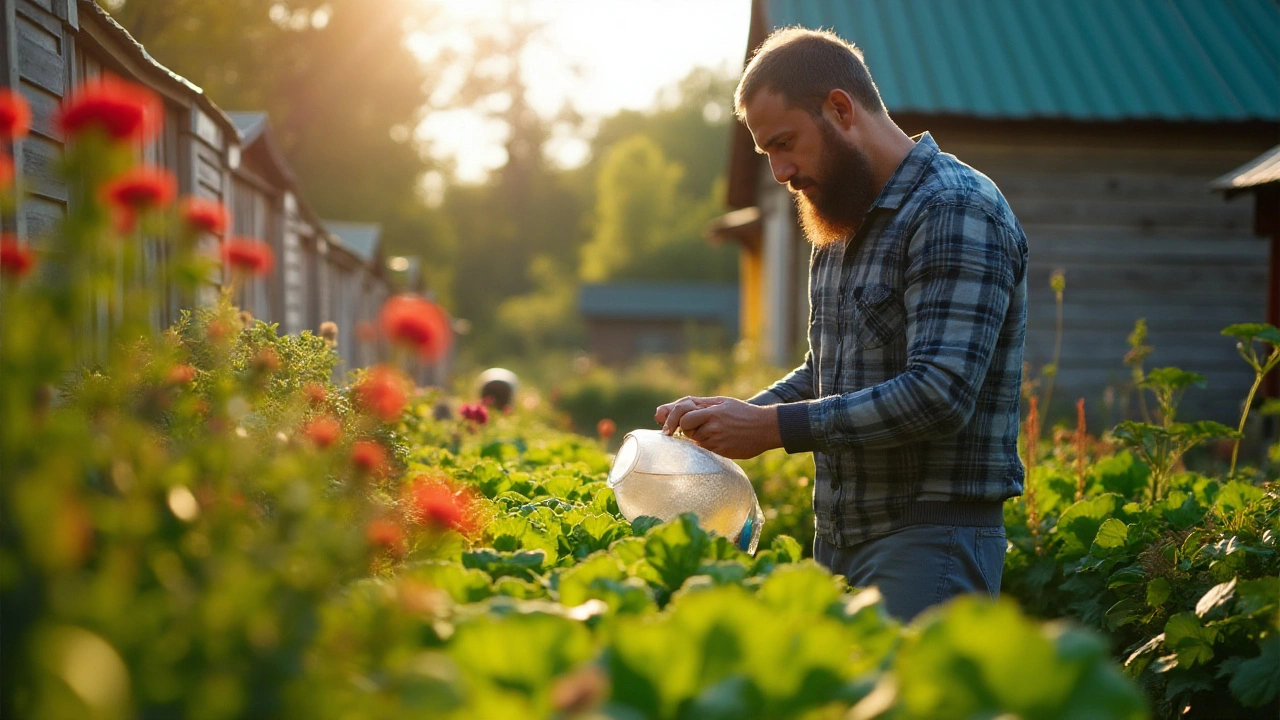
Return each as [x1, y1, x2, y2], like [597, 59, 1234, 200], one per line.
[606, 429, 764, 554]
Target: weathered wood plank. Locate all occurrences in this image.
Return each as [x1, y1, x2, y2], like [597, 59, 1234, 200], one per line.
[18, 134, 67, 202]
[21, 194, 65, 240]
[1010, 196, 1250, 231]
[16, 17, 65, 95]
[21, 80, 63, 140]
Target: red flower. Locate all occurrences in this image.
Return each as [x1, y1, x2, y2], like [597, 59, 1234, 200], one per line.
[379, 294, 453, 362]
[0, 153, 12, 189]
[303, 382, 328, 405]
[58, 76, 161, 144]
[459, 402, 489, 426]
[404, 477, 475, 533]
[303, 415, 341, 448]
[253, 347, 280, 373]
[597, 418, 616, 442]
[351, 440, 389, 475]
[366, 518, 405, 557]
[222, 237, 274, 277]
[180, 197, 228, 235]
[102, 167, 176, 230]
[166, 364, 196, 385]
[0, 235, 35, 278]
[354, 366, 408, 423]
[0, 88, 31, 140]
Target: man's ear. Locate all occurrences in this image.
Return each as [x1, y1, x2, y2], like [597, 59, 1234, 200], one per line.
[825, 89, 857, 130]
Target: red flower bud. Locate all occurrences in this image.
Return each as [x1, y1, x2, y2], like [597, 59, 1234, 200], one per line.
[0, 235, 35, 278]
[0, 153, 13, 190]
[597, 418, 616, 441]
[366, 518, 405, 557]
[303, 415, 341, 448]
[58, 76, 161, 144]
[404, 477, 475, 533]
[103, 166, 177, 212]
[222, 237, 274, 277]
[303, 382, 328, 405]
[180, 197, 229, 235]
[379, 294, 453, 362]
[166, 364, 196, 385]
[351, 440, 389, 476]
[459, 402, 489, 426]
[354, 366, 408, 423]
[0, 88, 31, 140]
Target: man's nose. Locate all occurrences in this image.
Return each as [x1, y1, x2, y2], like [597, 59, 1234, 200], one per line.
[769, 156, 795, 185]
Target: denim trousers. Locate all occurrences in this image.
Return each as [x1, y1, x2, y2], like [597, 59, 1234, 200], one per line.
[813, 523, 1007, 622]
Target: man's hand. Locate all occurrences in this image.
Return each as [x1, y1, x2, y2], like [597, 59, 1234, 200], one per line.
[654, 396, 782, 459]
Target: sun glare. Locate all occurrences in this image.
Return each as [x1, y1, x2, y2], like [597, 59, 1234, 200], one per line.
[410, 0, 750, 183]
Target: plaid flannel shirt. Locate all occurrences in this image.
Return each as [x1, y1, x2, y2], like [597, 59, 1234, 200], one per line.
[750, 133, 1028, 546]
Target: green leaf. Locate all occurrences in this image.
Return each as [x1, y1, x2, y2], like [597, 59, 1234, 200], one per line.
[1091, 518, 1130, 554]
[406, 561, 493, 604]
[1222, 323, 1280, 347]
[630, 515, 663, 537]
[770, 535, 804, 564]
[1234, 577, 1279, 617]
[1213, 480, 1265, 516]
[1163, 613, 1218, 668]
[609, 537, 647, 566]
[755, 563, 846, 618]
[1052, 493, 1123, 559]
[1092, 452, 1150, 499]
[1195, 577, 1237, 618]
[462, 548, 546, 581]
[1226, 636, 1280, 707]
[1139, 367, 1206, 392]
[1146, 577, 1172, 608]
[644, 514, 712, 592]
[448, 613, 593, 698]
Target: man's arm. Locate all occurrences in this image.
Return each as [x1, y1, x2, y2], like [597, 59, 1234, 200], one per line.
[775, 201, 1024, 454]
[747, 351, 817, 406]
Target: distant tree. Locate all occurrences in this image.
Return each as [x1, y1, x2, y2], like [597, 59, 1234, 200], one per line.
[102, 0, 455, 298]
[580, 135, 682, 282]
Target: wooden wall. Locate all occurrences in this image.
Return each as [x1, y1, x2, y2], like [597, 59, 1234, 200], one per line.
[3, 0, 407, 383]
[910, 120, 1275, 424]
[758, 119, 1277, 424]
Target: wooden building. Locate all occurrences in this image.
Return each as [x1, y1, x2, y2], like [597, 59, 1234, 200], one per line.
[2, 0, 422, 381]
[579, 282, 739, 366]
[713, 0, 1280, 423]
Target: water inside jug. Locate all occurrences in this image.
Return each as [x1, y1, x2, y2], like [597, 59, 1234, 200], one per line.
[607, 429, 763, 554]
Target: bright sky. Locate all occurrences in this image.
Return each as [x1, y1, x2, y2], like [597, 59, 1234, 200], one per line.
[409, 0, 752, 185]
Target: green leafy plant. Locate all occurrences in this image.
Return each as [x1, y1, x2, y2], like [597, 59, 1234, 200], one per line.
[1221, 323, 1280, 476]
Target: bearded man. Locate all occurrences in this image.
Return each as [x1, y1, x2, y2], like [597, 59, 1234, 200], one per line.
[656, 27, 1028, 621]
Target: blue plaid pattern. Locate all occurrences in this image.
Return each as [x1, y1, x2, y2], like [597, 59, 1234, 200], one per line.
[750, 133, 1028, 546]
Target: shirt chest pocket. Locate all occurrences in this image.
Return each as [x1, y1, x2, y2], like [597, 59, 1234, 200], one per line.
[844, 283, 906, 350]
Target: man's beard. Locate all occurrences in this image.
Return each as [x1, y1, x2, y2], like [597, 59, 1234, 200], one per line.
[792, 120, 876, 247]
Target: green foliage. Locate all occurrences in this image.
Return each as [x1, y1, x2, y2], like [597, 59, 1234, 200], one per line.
[1005, 443, 1279, 718]
[1113, 421, 1240, 501]
[107, 0, 454, 281]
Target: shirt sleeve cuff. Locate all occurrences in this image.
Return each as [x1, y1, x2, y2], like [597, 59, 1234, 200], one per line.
[776, 402, 819, 453]
[747, 390, 783, 406]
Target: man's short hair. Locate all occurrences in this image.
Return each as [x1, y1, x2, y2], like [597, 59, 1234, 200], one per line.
[734, 27, 885, 120]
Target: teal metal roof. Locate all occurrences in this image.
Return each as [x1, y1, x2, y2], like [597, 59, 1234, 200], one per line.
[763, 0, 1280, 121]
[579, 283, 738, 332]
[324, 220, 382, 264]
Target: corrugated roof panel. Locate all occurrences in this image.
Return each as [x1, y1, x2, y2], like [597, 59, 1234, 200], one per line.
[761, 0, 1280, 121]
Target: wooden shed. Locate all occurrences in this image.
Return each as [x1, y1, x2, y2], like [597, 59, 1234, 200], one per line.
[2, 0, 241, 335]
[2, 0, 419, 382]
[579, 282, 739, 366]
[714, 0, 1280, 423]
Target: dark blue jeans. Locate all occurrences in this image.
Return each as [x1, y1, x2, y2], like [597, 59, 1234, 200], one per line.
[813, 523, 1007, 622]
